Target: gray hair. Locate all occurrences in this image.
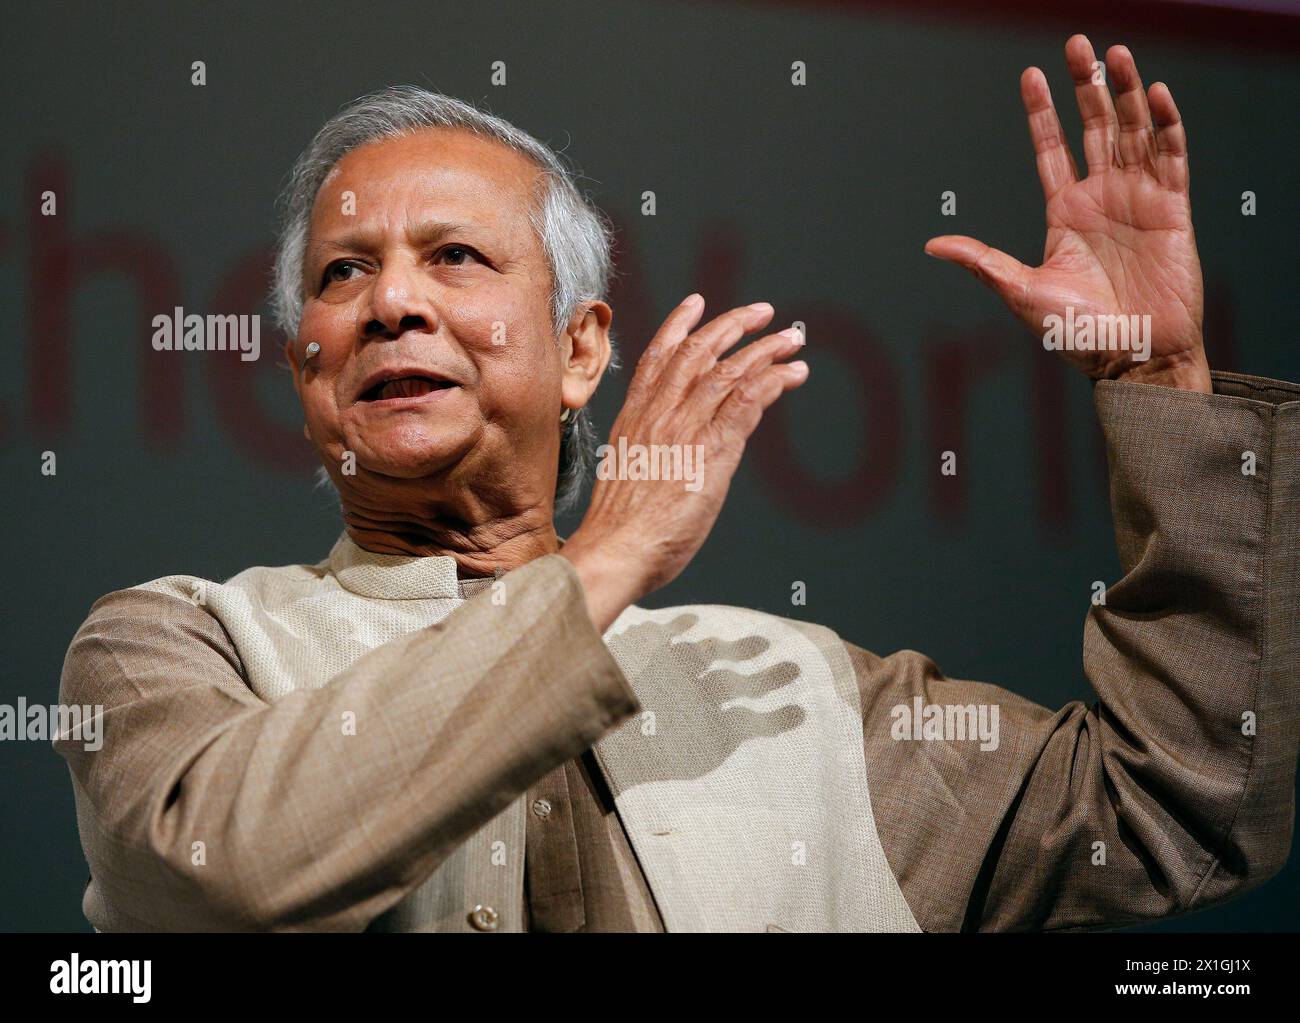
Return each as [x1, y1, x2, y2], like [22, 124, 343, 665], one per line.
[271, 85, 616, 512]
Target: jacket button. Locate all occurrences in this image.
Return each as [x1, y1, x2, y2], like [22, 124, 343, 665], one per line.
[532, 798, 552, 819]
[468, 904, 499, 931]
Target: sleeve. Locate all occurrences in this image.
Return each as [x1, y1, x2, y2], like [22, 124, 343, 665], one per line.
[853, 371, 1299, 932]
[53, 553, 640, 932]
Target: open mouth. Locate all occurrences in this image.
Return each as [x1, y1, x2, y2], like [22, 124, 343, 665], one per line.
[358, 376, 456, 402]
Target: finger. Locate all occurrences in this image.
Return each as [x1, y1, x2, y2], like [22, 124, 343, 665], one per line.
[691, 302, 776, 359]
[924, 235, 1033, 318]
[627, 293, 706, 399]
[1148, 81, 1189, 192]
[690, 326, 805, 413]
[712, 361, 809, 448]
[1020, 66, 1079, 200]
[1106, 44, 1157, 171]
[1065, 33, 1120, 174]
[661, 302, 775, 393]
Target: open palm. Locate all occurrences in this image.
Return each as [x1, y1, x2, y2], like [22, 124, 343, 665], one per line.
[927, 35, 1210, 392]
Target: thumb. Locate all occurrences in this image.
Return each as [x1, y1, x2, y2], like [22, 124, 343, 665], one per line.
[925, 235, 1033, 316]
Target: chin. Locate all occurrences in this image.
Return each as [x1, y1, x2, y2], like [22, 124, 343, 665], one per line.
[344, 424, 479, 481]
[331, 391, 477, 475]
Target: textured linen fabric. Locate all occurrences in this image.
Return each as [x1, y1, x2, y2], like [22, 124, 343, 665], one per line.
[54, 371, 1298, 932]
[59, 531, 914, 933]
[592, 602, 917, 932]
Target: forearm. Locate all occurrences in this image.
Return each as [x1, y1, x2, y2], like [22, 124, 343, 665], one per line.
[57, 553, 639, 931]
[1065, 371, 1299, 923]
[559, 536, 646, 634]
[859, 372, 1298, 931]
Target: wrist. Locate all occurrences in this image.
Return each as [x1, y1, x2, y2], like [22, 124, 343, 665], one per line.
[559, 535, 646, 634]
[1114, 349, 1212, 394]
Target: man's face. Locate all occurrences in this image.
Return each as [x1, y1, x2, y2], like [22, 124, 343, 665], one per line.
[291, 128, 563, 493]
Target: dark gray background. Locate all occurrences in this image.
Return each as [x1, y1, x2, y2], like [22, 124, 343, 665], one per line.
[2, 0, 1296, 931]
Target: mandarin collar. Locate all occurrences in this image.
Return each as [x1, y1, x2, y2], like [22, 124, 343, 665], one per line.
[327, 532, 462, 600]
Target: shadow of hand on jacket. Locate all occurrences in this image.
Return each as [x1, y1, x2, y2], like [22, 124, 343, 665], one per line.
[601, 612, 805, 786]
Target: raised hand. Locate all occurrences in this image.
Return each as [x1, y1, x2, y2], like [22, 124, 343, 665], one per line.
[561, 296, 808, 631]
[926, 34, 1211, 393]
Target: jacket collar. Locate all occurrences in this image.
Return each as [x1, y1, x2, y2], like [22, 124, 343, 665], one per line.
[327, 532, 462, 600]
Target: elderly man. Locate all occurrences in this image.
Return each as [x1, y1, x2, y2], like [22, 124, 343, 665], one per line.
[56, 35, 1296, 933]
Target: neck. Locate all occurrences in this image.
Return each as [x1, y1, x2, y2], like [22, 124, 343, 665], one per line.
[339, 482, 560, 579]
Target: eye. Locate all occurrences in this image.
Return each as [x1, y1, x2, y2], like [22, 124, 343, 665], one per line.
[321, 259, 364, 288]
[435, 244, 483, 267]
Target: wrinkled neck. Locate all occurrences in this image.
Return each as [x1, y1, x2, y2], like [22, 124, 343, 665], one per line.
[342, 507, 559, 578]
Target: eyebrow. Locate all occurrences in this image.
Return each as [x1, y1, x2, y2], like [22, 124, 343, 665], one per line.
[310, 220, 479, 265]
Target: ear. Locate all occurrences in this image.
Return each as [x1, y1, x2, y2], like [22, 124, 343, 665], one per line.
[560, 301, 613, 412]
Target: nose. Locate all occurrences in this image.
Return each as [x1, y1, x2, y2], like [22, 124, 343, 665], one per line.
[361, 259, 440, 340]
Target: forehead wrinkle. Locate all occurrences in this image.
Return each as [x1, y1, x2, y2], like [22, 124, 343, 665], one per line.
[315, 219, 471, 254]
[304, 131, 551, 286]
[404, 218, 480, 247]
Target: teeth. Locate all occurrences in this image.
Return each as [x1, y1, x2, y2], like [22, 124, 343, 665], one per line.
[375, 377, 440, 400]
